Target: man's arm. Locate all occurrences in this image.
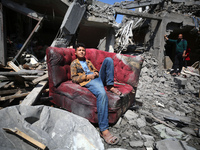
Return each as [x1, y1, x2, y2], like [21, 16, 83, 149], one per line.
[164, 35, 169, 41]
[70, 62, 87, 84]
[182, 40, 188, 58]
[164, 35, 176, 42]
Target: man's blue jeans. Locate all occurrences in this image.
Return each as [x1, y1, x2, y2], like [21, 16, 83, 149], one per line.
[85, 57, 114, 132]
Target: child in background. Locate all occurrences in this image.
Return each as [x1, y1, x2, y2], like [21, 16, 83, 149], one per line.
[183, 47, 191, 68]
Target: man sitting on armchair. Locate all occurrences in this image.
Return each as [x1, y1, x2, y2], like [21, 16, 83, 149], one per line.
[70, 43, 121, 145]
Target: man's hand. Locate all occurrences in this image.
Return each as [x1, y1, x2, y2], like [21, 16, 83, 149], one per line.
[164, 35, 169, 40]
[94, 72, 99, 77]
[182, 54, 187, 58]
[182, 50, 187, 58]
[87, 74, 96, 80]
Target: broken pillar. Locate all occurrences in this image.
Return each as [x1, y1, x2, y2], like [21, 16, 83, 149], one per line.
[52, 1, 86, 47]
[0, 3, 6, 66]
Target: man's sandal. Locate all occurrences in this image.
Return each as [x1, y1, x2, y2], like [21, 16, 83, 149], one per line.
[100, 132, 119, 145]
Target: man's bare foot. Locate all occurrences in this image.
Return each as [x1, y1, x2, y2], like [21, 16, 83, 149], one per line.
[107, 86, 122, 96]
[101, 129, 119, 145]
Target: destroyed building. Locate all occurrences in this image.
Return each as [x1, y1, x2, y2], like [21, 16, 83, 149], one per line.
[0, 0, 200, 150]
[1, 0, 200, 67]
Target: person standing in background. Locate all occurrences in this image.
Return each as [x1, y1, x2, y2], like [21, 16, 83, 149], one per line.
[164, 34, 187, 76]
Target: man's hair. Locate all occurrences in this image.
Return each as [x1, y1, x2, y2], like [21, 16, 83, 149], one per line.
[75, 43, 86, 51]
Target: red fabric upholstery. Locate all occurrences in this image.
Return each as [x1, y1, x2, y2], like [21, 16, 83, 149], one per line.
[46, 47, 143, 123]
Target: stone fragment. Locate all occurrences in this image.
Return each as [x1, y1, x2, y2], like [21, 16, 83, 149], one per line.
[135, 90, 142, 99]
[144, 140, 154, 147]
[114, 117, 122, 128]
[181, 127, 196, 136]
[154, 124, 184, 139]
[129, 140, 144, 148]
[124, 110, 139, 121]
[187, 82, 195, 91]
[128, 119, 137, 126]
[142, 134, 155, 147]
[137, 118, 146, 128]
[146, 147, 153, 150]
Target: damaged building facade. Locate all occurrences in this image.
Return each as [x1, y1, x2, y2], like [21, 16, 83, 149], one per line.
[0, 0, 200, 150]
[0, 0, 200, 68]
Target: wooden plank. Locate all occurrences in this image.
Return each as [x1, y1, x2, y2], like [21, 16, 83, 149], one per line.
[1, 90, 22, 107]
[0, 70, 44, 76]
[3, 128, 47, 150]
[0, 88, 18, 95]
[0, 75, 38, 81]
[7, 61, 20, 72]
[0, 92, 29, 101]
[4, 81, 14, 88]
[32, 73, 48, 84]
[21, 81, 48, 106]
[0, 81, 9, 88]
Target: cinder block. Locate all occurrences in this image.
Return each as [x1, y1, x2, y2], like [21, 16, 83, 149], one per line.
[174, 77, 187, 85]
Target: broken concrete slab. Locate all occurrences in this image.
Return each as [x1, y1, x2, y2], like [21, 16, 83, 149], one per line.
[154, 124, 184, 139]
[21, 81, 48, 106]
[156, 138, 196, 150]
[153, 110, 192, 124]
[60, 1, 85, 35]
[0, 105, 104, 150]
[124, 110, 139, 121]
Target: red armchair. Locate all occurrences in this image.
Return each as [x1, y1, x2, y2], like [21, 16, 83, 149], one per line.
[46, 47, 143, 123]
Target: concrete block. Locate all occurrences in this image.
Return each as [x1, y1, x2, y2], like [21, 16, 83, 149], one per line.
[174, 77, 187, 85]
[129, 140, 144, 148]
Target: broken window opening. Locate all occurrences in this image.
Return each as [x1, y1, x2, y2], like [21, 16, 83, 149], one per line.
[115, 14, 124, 23]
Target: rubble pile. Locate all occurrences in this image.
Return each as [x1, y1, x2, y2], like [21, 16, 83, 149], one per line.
[102, 52, 200, 150]
[0, 62, 49, 109]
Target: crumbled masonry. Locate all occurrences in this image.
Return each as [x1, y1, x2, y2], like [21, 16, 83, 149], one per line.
[0, 0, 199, 150]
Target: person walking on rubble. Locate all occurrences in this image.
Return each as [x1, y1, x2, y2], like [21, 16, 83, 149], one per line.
[70, 43, 121, 145]
[164, 34, 188, 76]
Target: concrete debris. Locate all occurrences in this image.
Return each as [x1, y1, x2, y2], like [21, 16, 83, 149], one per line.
[124, 110, 139, 121]
[103, 52, 199, 149]
[0, 0, 200, 149]
[154, 124, 185, 139]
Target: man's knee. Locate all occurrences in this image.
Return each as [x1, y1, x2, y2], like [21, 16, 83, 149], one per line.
[104, 57, 113, 63]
